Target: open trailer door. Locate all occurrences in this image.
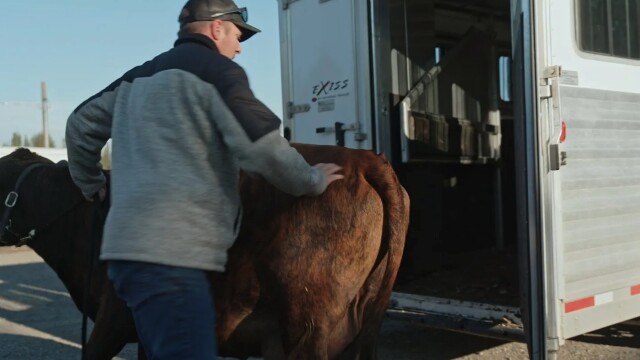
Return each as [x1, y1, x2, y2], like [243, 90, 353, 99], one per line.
[277, 0, 372, 149]
[522, 0, 640, 358]
[510, 0, 547, 358]
[533, 0, 640, 357]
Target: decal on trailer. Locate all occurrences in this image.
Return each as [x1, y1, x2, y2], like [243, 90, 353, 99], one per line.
[564, 284, 640, 313]
[311, 79, 350, 103]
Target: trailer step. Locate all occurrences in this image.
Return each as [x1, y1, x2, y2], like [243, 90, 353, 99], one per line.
[387, 292, 525, 342]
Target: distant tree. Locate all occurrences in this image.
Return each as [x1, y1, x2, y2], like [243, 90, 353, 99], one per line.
[30, 132, 56, 148]
[10, 132, 22, 146]
[23, 135, 31, 147]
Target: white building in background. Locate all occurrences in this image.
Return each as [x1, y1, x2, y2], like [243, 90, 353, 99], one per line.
[0, 140, 112, 168]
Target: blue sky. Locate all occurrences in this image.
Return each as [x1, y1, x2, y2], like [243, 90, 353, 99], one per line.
[0, 0, 282, 146]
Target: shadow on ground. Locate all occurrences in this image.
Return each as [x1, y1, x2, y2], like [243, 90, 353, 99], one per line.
[1, 253, 639, 360]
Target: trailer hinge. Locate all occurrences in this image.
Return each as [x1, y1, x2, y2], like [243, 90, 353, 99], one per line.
[539, 65, 562, 98]
[543, 65, 562, 79]
[540, 65, 567, 171]
[282, 0, 301, 10]
[287, 102, 310, 119]
[539, 84, 552, 99]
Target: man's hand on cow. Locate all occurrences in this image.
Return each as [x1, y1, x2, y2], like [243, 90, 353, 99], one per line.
[86, 187, 107, 203]
[313, 163, 344, 186]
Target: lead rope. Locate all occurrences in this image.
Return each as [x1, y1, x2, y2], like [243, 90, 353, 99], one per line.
[81, 194, 103, 360]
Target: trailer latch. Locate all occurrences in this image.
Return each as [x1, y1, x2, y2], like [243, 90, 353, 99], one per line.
[287, 102, 310, 119]
[315, 122, 367, 146]
[549, 144, 567, 171]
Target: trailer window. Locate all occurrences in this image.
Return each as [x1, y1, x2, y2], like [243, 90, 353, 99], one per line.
[578, 0, 640, 60]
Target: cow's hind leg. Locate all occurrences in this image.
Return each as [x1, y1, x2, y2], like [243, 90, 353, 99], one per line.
[284, 324, 331, 360]
[84, 301, 137, 360]
[137, 343, 148, 360]
[255, 318, 324, 360]
[261, 328, 286, 360]
[334, 275, 390, 360]
[84, 326, 128, 360]
[288, 338, 329, 360]
[334, 320, 381, 360]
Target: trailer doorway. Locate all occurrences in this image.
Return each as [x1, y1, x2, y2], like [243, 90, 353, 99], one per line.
[378, 0, 525, 338]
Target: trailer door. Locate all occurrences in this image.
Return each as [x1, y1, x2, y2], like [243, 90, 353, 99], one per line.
[511, 0, 547, 359]
[535, 0, 640, 354]
[278, 0, 372, 149]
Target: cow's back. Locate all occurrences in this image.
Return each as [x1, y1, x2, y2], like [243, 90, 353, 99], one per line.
[216, 144, 410, 359]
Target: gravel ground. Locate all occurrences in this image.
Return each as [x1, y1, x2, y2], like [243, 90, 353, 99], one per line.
[1, 247, 638, 359]
[377, 317, 640, 359]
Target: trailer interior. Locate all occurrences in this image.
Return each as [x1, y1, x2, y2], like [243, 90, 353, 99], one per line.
[385, 0, 523, 337]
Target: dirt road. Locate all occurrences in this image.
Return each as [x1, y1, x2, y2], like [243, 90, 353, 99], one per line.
[1, 247, 638, 359]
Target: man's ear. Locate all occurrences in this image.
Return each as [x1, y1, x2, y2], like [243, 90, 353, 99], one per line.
[211, 20, 225, 41]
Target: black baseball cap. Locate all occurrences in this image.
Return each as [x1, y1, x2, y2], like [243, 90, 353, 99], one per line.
[179, 0, 261, 42]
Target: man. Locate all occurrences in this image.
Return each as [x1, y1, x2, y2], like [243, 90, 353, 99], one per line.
[65, 0, 343, 358]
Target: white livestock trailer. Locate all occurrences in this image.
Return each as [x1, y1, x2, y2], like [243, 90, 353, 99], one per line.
[276, 0, 640, 358]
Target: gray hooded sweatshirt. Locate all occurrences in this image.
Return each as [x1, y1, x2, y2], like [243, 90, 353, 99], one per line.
[65, 34, 327, 271]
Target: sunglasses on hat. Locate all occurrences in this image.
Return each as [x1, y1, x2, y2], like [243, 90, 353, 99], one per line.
[208, 7, 248, 22]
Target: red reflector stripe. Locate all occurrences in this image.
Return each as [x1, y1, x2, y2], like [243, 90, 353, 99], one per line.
[632, 285, 640, 296]
[565, 297, 595, 313]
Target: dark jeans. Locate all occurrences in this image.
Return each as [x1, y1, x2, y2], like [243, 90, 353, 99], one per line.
[107, 260, 217, 359]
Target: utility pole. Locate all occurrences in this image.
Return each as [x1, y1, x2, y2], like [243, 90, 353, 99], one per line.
[41, 81, 49, 148]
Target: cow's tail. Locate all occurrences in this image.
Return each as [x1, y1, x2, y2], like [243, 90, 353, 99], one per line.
[377, 153, 410, 282]
[368, 152, 410, 318]
[367, 153, 410, 295]
[339, 152, 410, 359]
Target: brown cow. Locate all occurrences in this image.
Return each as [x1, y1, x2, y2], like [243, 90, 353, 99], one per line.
[0, 144, 409, 359]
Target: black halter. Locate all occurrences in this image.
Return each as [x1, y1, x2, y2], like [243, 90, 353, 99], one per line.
[0, 161, 91, 247]
[0, 162, 46, 246]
